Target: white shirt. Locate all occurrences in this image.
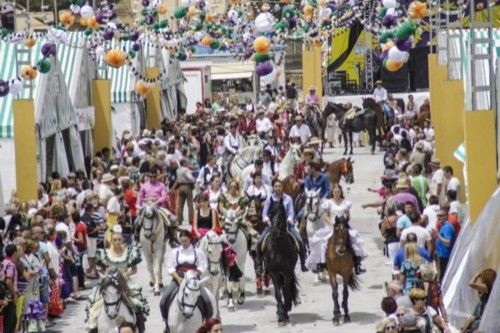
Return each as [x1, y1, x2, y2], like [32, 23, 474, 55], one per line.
[289, 124, 312, 144]
[423, 204, 439, 231]
[430, 169, 444, 197]
[245, 184, 272, 201]
[98, 184, 114, 205]
[256, 117, 273, 133]
[167, 245, 207, 274]
[424, 127, 435, 142]
[262, 160, 279, 181]
[400, 225, 431, 248]
[373, 87, 388, 103]
[223, 132, 244, 154]
[107, 196, 121, 214]
[243, 166, 272, 190]
[446, 177, 460, 195]
[449, 200, 464, 225]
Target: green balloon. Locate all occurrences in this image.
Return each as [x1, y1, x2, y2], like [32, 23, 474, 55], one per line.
[128, 50, 136, 59]
[84, 27, 93, 36]
[378, 7, 388, 20]
[379, 31, 394, 44]
[275, 20, 289, 32]
[199, 12, 206, 22]
[37, 58, 51, 74]
[153, 23, 160, 30]
[174, 6, 188, 19]
[141, 8, 148, 16]
[210, 40, 220, 49]
[396, 20, 417, 40]
[254, 53, 271, 63]
[159, 20, 168, 28]
[194, 22, 203, 31]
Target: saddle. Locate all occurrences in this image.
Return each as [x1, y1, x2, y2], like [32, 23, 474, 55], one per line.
[260, 231, 301, 254]
[345, 107, 364, 120]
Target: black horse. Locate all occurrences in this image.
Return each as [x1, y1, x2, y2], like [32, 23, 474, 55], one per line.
[324, 100, 379, 155]
[263, 198, 300, 326]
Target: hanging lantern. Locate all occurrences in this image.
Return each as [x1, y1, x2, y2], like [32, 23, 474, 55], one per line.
[59, 11, 75, 27]
[135, 80, 152, 97]
[253, 36, 271, 53]
[104, 49, 127, 68]
[21, 65, 38, 80]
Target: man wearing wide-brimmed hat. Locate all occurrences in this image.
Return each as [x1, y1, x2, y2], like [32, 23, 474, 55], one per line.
[255, 108, 273, 137]
[289, 114, 312, 145]
[429, 158, 446, 204]
[98, 173, 115, 205]
[305, 85, 320, 107]
[373, 80, 388, 103]
[238, 109, 256, 137]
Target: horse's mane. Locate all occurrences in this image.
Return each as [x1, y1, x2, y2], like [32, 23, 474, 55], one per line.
[278, 145, 300, 180]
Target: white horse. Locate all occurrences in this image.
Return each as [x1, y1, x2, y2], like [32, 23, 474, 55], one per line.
[227, 140, 263, 182]
[198, 230, 224, 315]
[166, 270, 217, 333]
[304, 188, 330, 283]
[278, 143, 302, 180]
[222, 208, 248, 311]
[87, 268, 137, 333]
[139, 202, 168, 296]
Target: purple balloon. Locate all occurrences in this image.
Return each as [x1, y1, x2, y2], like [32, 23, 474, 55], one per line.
[103, 29, 114, 41]
[0, 80, 9, 97]
[396, 38, 413, 52]
[382, 15, 397, 28]
[378, 50, 388, 62]
[41, 43, 56, 57]
[95, 12, 105, 24]
[132, 42, 141, 52]
[256, 61, 273, 76]
[142, 0, 149, 7]
[130, 30, 140, 42]
[288, 17, 297, 29]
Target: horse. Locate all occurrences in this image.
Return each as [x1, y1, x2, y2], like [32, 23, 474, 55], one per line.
[326, 215, 360, 325]
[222, 208, 249, 311]
[246, 195, 271, 294]
[226, 145, 263, 183]
[263, 197, 300, 326]
[324, 100, 378, 155]
[278, 143, 302, 181]
[139, 202, 169, 296]
[303, 104, 324, 140]
[325, 157, 355, 186]
[197, 230, 224, 315]
[87, 267, 138, 333]
[166, 270, 216, 333]
[362, 97, 387, 151]
[304, 188, 329, 283]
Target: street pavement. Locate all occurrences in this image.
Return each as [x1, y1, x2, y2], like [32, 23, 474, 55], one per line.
[49, 145, 389, 332]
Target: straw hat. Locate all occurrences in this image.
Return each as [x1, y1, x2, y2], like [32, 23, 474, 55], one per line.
[303, 148, 315, 155]
[308, 137, 322, 146]
[295, 114, 304, 121]
[309, 85, 316, 91]
[102, 173, 115, 183]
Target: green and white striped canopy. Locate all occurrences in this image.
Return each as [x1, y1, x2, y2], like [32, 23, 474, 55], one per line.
[454, 142, 466, 164]
[0, 32, 86, 138]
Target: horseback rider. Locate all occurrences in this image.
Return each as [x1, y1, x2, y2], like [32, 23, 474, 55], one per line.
[261, 150, 279, 184]
[289, 114, 312, 146]
[243, 159, 271, 191]
[196, 155, 220, 193]
[373, 80, 388, 103]
[160, 230, 213, 332]
[256, 179, 309, 272]
[255, 109, 274, 139]
[305, 86, 320, 108]
[136, 167, 179, 247]
[223, 121, 245, 177]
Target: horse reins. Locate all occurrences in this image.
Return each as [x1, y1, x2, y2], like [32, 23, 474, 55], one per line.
[206, 239, 223, 276]
[104, 295, 123, 320]
[177, 279, 201, 313]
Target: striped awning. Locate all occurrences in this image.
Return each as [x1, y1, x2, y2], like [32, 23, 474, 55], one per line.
[0, 32, 87, 138]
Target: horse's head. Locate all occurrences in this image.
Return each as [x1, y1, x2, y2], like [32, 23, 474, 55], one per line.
[223, 209, 243, 244]
[246, 196, 262, 217]
[290, 144, 302, 163]
[362, 97, 376, 109]
[177, 270, 206, 318]
[245, 134, 261, 147]
[142, 203, 158, 238]
[270, 198, 287, 230]
[327, 102, 347, 118]
[340, 158, 354, 184]
[99, 267, 129, 320]
[305, 188, 321, 222]
[202, 231, 223, 276]
[333, 215, 350, 256]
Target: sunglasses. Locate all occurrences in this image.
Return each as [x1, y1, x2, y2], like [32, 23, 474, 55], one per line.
[385, 325, 397, 331]
[396, 313, 405, 317]
[415, 297, 426, 301]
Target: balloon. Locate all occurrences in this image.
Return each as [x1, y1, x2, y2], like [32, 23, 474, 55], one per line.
[70, 4, 80, 14]
[0, 80, 9, 97]
[253, 36, 271, 53]
[132, 42, 142, 52]
[59, 11, 75, 27]
[87, 16, 100, 29]
[396, 20, 417, 40]
[379, 31, 394, 44]
[37, 58, 51, 74]
[24, 37, 36, 48]
[382, 14, 397, 27]
[80, 4, 94, 18]
[255, 12, 275, 33]
[201, 35, 213, 46]
[95, 46, 105, 58]
[103, 29, 114, 40]
[388, 46, 408, 62]
[381, 40, 394, 52]
[104, 49, 127, 68]
[254, 52, 271, 63]
[382, 0, 397, 8]
[386, 7, 396, 16]
[385, 59, 404, 72]
[158, 4, 167, 15]
[227, 9, 238, 21]
[395, 38, 413, 52]
[187, 5, 198, 17]
[174, 6, 188, 19]
[194, 31, 203, 41]
[303, 4, 314, 16]
[9, 79, 23, 95]
[41, 43, 57, 57]
[256, 61, 273, 76]
[21, 65, 38, 80]
[135, 80, 152, 97]
[408, 1, 427, 20]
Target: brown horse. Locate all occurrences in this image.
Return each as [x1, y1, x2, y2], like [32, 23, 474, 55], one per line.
[326, 215, 359, 325]
[325, 158, 355, 185]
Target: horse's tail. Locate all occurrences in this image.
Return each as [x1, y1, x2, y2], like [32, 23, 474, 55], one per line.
[348, 273, 360, 291]
[283, 271, 300, 307]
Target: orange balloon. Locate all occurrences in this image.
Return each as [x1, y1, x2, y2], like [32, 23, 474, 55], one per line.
[304, 4, 314, 16]
[135, 81, 152, 97]
[80, 17, 88, 26]
[21, 65, 38, 80]
[381, 41, 394, 52]
[105, 49, 127, 68]
[408, 1, 427, 20]
[24, 37, 36, 48]
[385, 59, 404, 72]
[253, 36, 271, 53]
[59, 11, 75, 27]
[87, 16, 100, 30]
[201, 35, 214, 47]
[188, 5, 198, 17]
[158, 4, 168, 15]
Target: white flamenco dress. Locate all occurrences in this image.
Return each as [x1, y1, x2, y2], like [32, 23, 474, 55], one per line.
[305, 199, 368, 270]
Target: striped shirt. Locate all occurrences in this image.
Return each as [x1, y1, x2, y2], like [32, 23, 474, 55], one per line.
[1, 257, 18, 292]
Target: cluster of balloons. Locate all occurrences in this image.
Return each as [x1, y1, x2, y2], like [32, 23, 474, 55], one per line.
[377, 0, 427, 72]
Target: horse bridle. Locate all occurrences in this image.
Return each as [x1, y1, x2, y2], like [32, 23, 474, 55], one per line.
[177, 279, 201, 315]
[206, 239, 223, 276]
[340, 161, 352, 182]
[225, 215, 241, 244]
[104, 294, 123, 320]
[307, 195, 321, 222]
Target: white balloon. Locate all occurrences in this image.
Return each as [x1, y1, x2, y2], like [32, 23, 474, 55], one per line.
[386, 7, 396, 16]
[388, 46, 408, 62]
[80, 4, 94, 18]
[181, 0, 192, 6]
[382, 0, 397, 8]
[194, 31, 203, 41]
[70, 4, 81, 14]
[95, 46, 105, 58]
[9, 79, 23, 95]
[322, 8, 332, 17]
[228, 9, 238, 21]
[107, 22, 117, 30]
[254, 12, 275, 33]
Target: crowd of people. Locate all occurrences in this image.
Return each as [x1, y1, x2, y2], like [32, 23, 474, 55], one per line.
[0, 78, 495, 333]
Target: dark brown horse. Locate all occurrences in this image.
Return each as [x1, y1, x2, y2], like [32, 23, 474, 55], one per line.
[326, 215, 359, 326]
[325, 158, 355, 185]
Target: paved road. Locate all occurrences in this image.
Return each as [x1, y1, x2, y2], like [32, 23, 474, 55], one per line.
[49, 146, 389, 332]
